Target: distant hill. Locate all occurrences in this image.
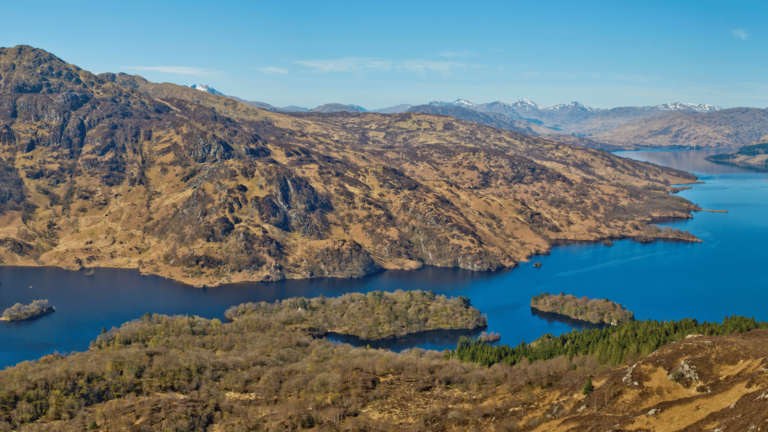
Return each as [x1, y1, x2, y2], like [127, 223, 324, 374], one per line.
[594, 107, 768, 149]
[373, 104, 413, 114]
[407, 105, 556, 136]
[311, 103, 368, 113]
[277, 105, 309, 112]
[227, 96, 277, 111]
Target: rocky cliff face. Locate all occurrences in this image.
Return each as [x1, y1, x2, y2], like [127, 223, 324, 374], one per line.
[0, 45, 700, 286]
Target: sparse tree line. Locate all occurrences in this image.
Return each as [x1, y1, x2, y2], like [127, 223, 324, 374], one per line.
[444, 316, 768, 367]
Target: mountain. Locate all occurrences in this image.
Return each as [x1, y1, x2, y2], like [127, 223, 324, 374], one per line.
[594, 107, 768, 149]
[0, 45, 699, 287]
[373, 104, 413, 114]
[186, 84, 225, 96]
[310, 103, 368, 113]
[407, 105, 558, 136]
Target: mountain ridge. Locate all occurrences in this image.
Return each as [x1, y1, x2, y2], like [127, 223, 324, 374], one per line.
[0, 45, 701, 286]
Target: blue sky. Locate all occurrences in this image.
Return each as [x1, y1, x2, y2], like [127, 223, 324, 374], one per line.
[2, 0, 766, 110]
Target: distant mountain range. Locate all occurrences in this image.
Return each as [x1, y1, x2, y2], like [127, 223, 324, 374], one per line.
[183, 85, 768, 149]
[427, 99, 722, 133]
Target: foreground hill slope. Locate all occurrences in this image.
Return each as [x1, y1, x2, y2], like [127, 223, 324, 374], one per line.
[594, 107, 768, 149]
[1, 300, 766, 431]
[0, 45, 699, 286]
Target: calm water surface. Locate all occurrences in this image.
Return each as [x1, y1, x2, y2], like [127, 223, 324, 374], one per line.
[2, 149, 767, 367]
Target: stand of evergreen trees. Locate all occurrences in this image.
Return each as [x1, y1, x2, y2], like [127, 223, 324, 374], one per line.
[444, 316, 768, 367]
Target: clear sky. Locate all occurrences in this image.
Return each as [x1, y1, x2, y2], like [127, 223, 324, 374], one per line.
[2, 0, 766, 110]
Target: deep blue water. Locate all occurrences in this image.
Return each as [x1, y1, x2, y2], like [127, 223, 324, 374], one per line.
[2, 149, 767, 368]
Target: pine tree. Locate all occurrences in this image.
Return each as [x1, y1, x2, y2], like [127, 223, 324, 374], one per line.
[582, 378, 594, 396]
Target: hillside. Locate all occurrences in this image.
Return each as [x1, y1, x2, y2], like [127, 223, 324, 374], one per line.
[594, 107, 768, 149]
[0, 45, 701, 287]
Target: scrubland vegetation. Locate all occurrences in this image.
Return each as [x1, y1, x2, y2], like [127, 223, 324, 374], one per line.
[1, 300, 54, 322]
[0, 309, 605, 431]
[445, 316, 768, 367]
[530, 292, 634, 325]
[224, 290, 486, 340]
[3, 288, 765, 431]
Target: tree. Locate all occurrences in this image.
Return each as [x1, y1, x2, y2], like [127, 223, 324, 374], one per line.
[582, 378, 594, 396]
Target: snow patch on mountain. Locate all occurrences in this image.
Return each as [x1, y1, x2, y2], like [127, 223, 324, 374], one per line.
[653, 102, 721, 113]
[187, 84, 225, 96]
[509, 99, 540, 108]
[543, 101, 600, 113]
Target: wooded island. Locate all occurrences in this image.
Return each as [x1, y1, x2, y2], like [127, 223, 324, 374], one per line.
[531, 292, 634, 325]
[225, 290, 486, 340]
[1, 300, 56, 322]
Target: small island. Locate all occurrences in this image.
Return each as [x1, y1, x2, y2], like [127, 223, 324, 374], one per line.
[531, 292, 633, 326]
[225, 290, 487, 340]
[1, 300, 56, 322]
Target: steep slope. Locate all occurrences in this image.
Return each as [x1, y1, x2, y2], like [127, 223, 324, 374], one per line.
[0, 45, 700, 287]
[594, 107, 768, 149]
[407, 105, 555, 136]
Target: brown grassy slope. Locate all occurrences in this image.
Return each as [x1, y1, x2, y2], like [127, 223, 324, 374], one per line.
[594, 107, 768, 149]
[0, 45, 700, 287]
[520, 330, 768, 432]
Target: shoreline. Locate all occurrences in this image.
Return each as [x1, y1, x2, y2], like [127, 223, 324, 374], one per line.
[530, 306, 620, 327]
[0, 222, 706, 289]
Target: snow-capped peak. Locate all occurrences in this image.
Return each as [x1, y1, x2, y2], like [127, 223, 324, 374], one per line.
[187, 84, 225, 96]
[452, 99, 477, 107]
[509, 98, 539, 108]
[543, 101, 599, 112]
[654, 102, 721, 113]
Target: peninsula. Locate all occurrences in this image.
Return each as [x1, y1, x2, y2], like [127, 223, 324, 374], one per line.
[224, 290, 486, 340]
[531, 292, 634, 325]
[707, 135, 768, 168]
[1, 300, 55, 322]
